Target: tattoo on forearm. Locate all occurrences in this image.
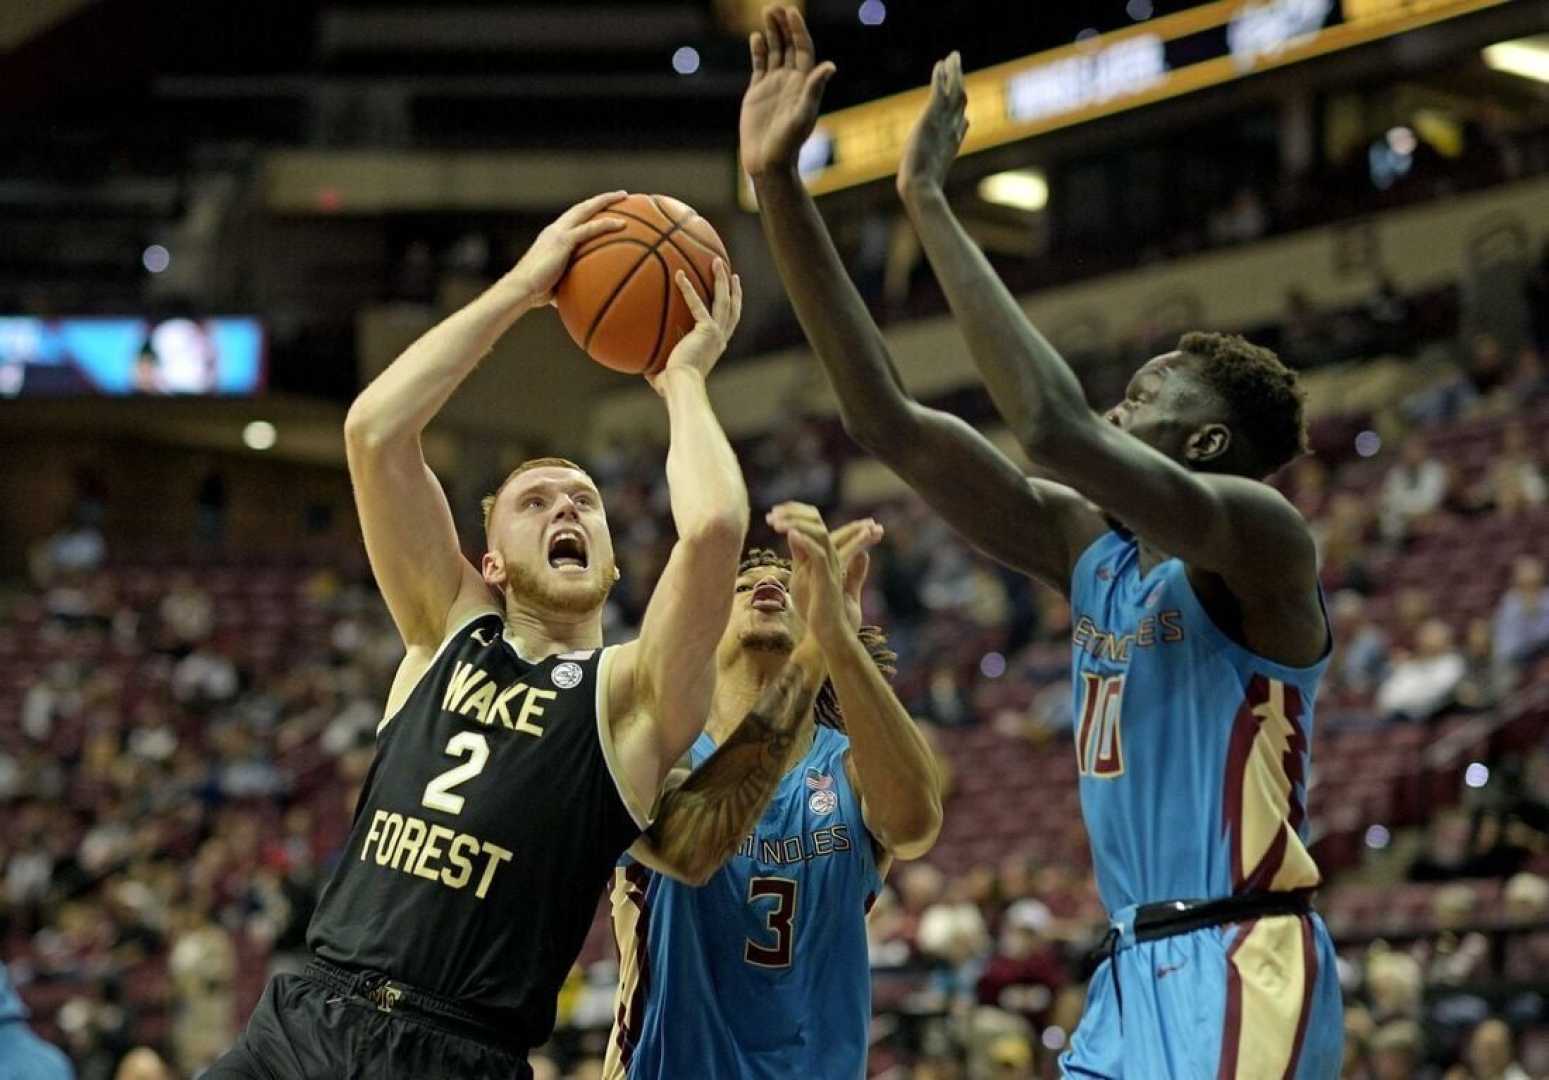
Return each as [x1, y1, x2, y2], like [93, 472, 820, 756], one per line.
[648, 663, 815, 879]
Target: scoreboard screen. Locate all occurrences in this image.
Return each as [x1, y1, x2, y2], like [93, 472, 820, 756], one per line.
[743, 0, 1512, 206]
[0, 316, 266, 398]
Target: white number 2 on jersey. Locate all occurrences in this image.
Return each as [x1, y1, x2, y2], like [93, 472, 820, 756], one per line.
[422, 731, 490, 815]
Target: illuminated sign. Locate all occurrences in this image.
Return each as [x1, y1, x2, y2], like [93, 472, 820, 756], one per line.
[741, 0, 1510, 206]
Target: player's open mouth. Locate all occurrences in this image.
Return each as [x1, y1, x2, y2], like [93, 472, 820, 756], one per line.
[751, 582, 787, 613]
[548, 529, 589, 571]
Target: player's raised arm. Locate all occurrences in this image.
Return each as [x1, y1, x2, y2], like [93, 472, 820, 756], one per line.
[343, 192, 628, 649]
[897, 54, 1319, 602]
[771, 503, 942, 861]
[609, 263, 751, 801]
[742, 7, 1101, 592]
[628, 519, 882, 885]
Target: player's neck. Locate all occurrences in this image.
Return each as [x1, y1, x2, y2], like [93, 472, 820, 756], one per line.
[706, 650, 817, 766]
[500, 604, 603, 662]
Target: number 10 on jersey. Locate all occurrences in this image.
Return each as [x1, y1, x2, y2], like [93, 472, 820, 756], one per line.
[1075, 673, 1125, 778]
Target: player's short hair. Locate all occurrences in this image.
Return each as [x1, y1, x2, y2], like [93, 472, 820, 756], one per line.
[737, 547, 897, 733]
[1177, 331, 1308, 478]
[481, 456, 591, 534]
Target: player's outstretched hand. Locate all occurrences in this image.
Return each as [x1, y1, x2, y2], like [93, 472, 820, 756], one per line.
[649, 258, 743, 393]
[828, 517, 884, 631]
[505, 191, 628, 309]
[739, 5, 837, 181]
[898, 51, 969, 200]
[769, 503, 881, 648]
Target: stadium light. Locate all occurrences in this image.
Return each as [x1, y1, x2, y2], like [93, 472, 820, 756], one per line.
[671, 46, 700, 76]
[141, 245, 170, 273]
[243, 421, 277, 451]
[857, 0, 885, 27]
[978, 169, 1049, 212]
[1483, 37, 1549, 84]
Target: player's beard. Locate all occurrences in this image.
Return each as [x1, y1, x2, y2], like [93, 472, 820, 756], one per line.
[504, 558, 616, 617]
[739, 627, 796, 655]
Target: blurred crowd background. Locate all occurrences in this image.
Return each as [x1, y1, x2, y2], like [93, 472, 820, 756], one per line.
[4, 0, 1549, 1077]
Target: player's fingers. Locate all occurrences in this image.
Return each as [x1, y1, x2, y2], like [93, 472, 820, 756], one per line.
[563, 190, 628, 226]
[801, 62, 836, 112]
[708, 259, 731, 324]
[767, 500, 826, 530]
[763, 6, 785, 69]
[787, 6, 816, 71]
[573, 216, 625, 243]
[845, 550, 870, 599]
[675, 271, 712, 324]
[726, 273, 744, 334]
[749, 31, 768, 77]
[786, 527, 822, 565]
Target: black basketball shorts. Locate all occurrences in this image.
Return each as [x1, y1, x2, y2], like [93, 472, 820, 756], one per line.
[205, 971, 531, 1080]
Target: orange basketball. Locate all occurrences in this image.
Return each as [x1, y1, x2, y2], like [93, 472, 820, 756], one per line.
[554, 193, 730, 376]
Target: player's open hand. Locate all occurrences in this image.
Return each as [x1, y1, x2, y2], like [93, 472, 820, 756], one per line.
[829, 517, 883, 631]
[649, 259, 742, 393]
[506, 191, 628, 309]
[898, 52, 968, 201]
[769, 502, 878, 648]
[739, 5, 837, 181]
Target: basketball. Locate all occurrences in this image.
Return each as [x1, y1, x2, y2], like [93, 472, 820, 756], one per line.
[554, 193, 730, 376]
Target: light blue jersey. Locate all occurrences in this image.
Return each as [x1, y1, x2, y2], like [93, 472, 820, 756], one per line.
[605, 725, 882, 1080]
[0, 964, 74, 1080]
[1060, 531, 1341, 1079]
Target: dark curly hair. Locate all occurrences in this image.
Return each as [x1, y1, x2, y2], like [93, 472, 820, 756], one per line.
[1177, 331, 1308, 478]
[737, 548, 896, 733]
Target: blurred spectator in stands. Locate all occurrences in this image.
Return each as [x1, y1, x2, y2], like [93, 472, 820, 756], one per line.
[22, 661, 82, 744]
[1329, 591, 1390, 698]
[1344, 1005, 1375, 1079]
[921, 662, 973, 727]
[1316, 493, 1376, 593]
[195, 468, 227, 547]
[1291, 456, 1331, 520]
[171, 642, 239, 711]
[975, 904, 1065, 1031]
[1502, 874, 1549, 983]
[55, 988, 131, 1080]
[1380, 436, 1451, 543]
[751, 417, 837, 513]
[1455, 618, 1513, 711]
[29, 512, 106, 588]
[156, 575, 213, 652]
[918, 876, 991, 996]
[1449, 1017, 1531, 1080]
[167, 902, 235, 1074]
[984, 1032, 1035, 1079]
[1407, 807, 1529, 883]
[528, 1054, 559, 1080]
[1493, 557, 1549, 672]
[1462, 422, 1546, 517]
[1281, 288, 1329, 370]
[1208, 187, 1268, 246]
[113, 1047, 173, 1080]
[1369, 1019, 1423, 1080]
[1365, 273, 1413, 358]
[1377, 618, 1465, 721]
[1406, 333, 1508, 426]
[1427, 885, 1491, 985]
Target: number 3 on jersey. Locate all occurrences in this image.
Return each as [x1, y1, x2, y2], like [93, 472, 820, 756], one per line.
[1075, 673, 1125, 778]
[745, 877, 797, 968]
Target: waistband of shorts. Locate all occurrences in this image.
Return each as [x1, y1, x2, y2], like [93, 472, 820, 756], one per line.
[1105, 890, 1314, 951]
[302, 957, 528, 1057]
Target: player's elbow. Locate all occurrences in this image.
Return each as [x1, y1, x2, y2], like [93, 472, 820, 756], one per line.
[1013, 407, 1099, 471]
[343, 399, 406, 456]
[840, 400, 918, 463]
[879, 798, 944, 862]
[681, 505, 749, 564]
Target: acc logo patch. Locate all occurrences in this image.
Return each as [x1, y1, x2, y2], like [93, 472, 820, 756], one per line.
[805, 769, 837, 815]
[551, 662, 584, 690]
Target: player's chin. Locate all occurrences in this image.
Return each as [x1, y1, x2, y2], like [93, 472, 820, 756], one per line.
[738, 627, 796, 655]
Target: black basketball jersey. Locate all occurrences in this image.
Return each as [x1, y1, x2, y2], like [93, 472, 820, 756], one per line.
[307, 610, 645, 1051]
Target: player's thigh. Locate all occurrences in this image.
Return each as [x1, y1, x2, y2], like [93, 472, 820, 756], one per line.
[1059, 961, 1121, 1080]
[209, 974, 354, 1080]
[1135, 917, 1334, 1080]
